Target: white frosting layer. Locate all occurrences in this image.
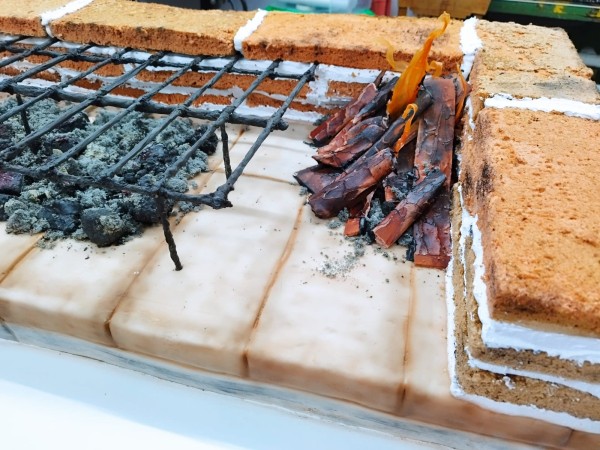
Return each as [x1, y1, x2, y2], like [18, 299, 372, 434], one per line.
[467, 350, 600, 399]
[234, 9, 268, 53]
[445, 217, 462, 398]
[485, 93, 600, 121]
[459, 17, 482, 79]
[453, 387, 600, 434]
[41, 0, 95, 36]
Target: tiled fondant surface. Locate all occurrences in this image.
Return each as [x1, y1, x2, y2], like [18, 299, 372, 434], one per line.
[109, 172, 305, 376]
[109, 125, 310, 376]
[247, 206, 412, 414]
[0, 227, 165, 346]
[0, 224, 39, 279]
[400, 268, 572, 446]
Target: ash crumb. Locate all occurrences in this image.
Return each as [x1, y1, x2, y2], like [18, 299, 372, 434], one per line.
[298, 186, 309, 196]
[318, 236, 367, 278]
[337, 208, 350, 222]
[327, 218, 343, 229]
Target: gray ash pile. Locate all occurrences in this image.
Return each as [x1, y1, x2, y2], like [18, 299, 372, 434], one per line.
[0, 99, 217, 247]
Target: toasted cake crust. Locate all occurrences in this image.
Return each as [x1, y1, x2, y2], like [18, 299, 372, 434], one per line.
[242, 12, 462, 72]
[461, 108, 600, 336]
[469, 20, 599, 119]
[0, 0, 71, 37]
[50, 0, 254, 56]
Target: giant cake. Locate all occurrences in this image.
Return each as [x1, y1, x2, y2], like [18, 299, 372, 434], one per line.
[0, 1, 600, 448]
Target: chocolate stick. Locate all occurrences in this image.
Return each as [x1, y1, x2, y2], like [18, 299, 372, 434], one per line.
[341, 86, 432, 174]
[309, 81, 380, 146]
[412, 77, 455, 269]
[308, 148, 394, 219]
[351, 76, 398, 124]
[373, 169, 445, 248]
[294, 165, 341, 194]
[313, 116, 387, 168]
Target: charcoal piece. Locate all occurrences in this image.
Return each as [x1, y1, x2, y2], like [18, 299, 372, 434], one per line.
[46, 198, 81, 217]
[56, 112, 89, 133]
[42, 133, 81, 154]
[354, 76, 398, 122]
[0, 193, 13, 221]
[189, 125, 219, 155]
[412, 77, 456, 269]
[81, 207, 127, 247]
[129, 196, 162, 224]
[0, 123, 15, 150]
[37, 207, 78, 233]
[309, 82, 380, 146]
[313, 116, 388, 168]
[0, 171, 24, 195]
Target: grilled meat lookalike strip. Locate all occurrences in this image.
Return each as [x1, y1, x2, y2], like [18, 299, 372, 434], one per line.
[373, 169, 445, 248]
[309, 78, 381, 146]
[412, 76, 455, 268]
[313, 115, 388, 167]
[293, 164, 341, 194]
[308, 148, 394, 219]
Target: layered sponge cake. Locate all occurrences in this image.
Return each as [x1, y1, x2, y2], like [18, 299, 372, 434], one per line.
[448, 17, 600, 435]
[450, 108, 600, 430]
[1, 1, 600, 447]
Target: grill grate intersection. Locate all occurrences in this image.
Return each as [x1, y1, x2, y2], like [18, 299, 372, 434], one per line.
[0, 36, 317, 270]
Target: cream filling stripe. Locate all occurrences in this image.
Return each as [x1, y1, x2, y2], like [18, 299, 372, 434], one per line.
[453, 388, 600, 434]
[41, 0, 95, 37]
[459, 17, 482, 79]
[234, 9, 268, 53]
[466, 350, 600, 399]
[485, 93, 600, 121]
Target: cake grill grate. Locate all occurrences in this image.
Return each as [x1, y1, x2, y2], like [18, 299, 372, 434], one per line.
[0, 35, 317, 270]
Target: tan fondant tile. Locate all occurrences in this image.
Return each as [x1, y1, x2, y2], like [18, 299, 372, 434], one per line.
[109, 172, 305, 377]
[0, 320, 16, 341]
[400, 268, 572, 447]
[0, 226, 165, 346]
[246, 206, 412, 414]
[216, 124, 315, 184]
[565, 430, 600, 449]
[0, 224, 40, 281]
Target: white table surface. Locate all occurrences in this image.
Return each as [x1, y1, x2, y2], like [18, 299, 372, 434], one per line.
[0, 339, 440, 450]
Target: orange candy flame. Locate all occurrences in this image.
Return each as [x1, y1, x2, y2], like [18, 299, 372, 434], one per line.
[386, 12, 451, 120]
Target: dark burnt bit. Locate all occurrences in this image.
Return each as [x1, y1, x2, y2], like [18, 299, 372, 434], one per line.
[0, 194, 12, 220]
[462, 169, 473, 198]
[80, 207, 134, 247]
[476, 162, 493, 201]
[0, 171, 23, 195]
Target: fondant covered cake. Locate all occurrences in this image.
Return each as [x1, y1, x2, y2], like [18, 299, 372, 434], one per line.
[0, 1, 600, 448]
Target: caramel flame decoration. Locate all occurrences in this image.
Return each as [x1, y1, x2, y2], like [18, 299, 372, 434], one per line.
[386, 12, 451, 120]
[394, 103, 418, 154]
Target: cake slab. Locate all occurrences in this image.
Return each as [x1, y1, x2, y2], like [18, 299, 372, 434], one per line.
[1, 123, 588, 448]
